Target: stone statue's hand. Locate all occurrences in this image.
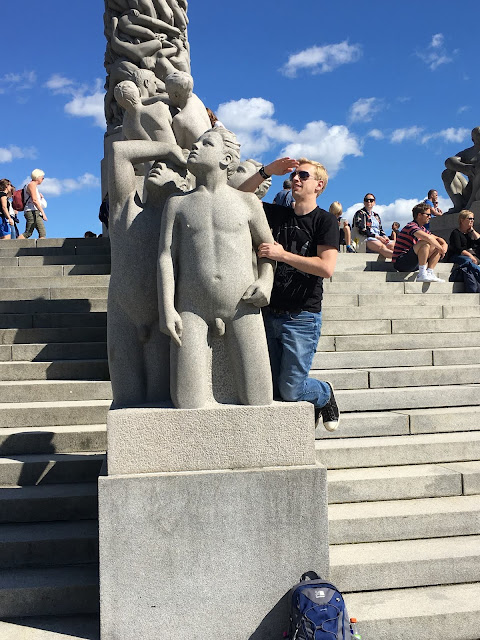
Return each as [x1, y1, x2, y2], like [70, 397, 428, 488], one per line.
[242, 280, 271, 308]
[167, 147, 188, 168]
[128, 8, 140, 16]
[162, 311, 183, 347]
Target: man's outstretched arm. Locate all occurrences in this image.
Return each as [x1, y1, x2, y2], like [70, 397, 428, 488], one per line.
[237, 157, 299, 194]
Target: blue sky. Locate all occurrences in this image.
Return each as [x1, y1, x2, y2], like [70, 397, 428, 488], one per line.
[1, 0, 478, 238]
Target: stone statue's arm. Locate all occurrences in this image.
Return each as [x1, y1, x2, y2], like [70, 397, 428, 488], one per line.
[127, 0, 156, 19]
[445, 154, 476, 176]
[169, 0, 189, 30]
[158, 196, 183, 346]
[111, 17, 164, 63]
[242, 195, 275, 308]
[237, 157, 299, 193]
[126, 9, 181, 36]
[110, 140, 185, 215]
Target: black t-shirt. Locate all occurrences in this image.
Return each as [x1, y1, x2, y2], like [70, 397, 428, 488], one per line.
[262, 203, 339, 313]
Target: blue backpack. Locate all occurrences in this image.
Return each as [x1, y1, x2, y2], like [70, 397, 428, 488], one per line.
[287, 571, 351, 639]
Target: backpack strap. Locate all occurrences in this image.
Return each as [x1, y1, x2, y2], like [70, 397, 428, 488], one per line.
[300, 571, 320, 582]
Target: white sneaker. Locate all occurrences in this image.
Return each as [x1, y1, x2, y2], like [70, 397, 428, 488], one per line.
[415, 271, 436, 282]
[427, 269, 445, 283]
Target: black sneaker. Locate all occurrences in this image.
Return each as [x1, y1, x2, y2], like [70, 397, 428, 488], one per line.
[316, 383, 340, 431]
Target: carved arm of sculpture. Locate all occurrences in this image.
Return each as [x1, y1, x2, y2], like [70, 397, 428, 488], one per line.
[445, 154, 476, 178]
[158, 195, 183, 345]
[109, 140, 186, 224]
[111, 16, 165, 64]
[121, 9, 181, 38]
[241, 193, 275, 308]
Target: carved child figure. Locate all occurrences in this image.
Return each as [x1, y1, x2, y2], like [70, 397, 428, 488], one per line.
[164, 71, 211, 151]
[158, 128, 275, 409]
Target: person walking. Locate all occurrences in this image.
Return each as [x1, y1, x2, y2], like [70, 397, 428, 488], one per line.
[23, 169, 48, 239]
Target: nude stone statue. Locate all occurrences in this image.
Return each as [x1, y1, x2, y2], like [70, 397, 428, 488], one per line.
[157, 128, 275, 409]
[442, 126, 480, 213]
[164, 72, 211, 151]
[105, 63, 161, 127]
[114, 80, 176, 144]
[108, 139, 187, 407]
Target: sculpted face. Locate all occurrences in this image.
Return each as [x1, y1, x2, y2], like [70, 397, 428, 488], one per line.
[147, 161, 187, 195]
[187, 131, 227, 174]
[472, 127, 480, 146]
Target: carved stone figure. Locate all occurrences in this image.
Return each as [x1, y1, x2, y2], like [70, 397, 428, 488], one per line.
[158, 129, 275, 409]
[442, 126, 480, 213]
[228, 158, 272, 200]
[114, 80, 176, 144]
[104, 0, 190, 129]
[164, 72, 211, 152]
[108, 140, 187, 407]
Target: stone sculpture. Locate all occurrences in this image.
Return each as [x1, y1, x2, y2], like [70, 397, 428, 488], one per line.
[104, 0, 190, 129]
[114, 80, 176, 143]
[228, 157, 272, 200]
[107, 140, 188, 407]
[158, 128, 275, 409]
[442, 126, 480, 213]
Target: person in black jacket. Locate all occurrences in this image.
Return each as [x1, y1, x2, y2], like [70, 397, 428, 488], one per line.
[446, 209, 480, 270]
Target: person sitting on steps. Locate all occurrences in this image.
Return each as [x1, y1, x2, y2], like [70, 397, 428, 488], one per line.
[392, 202, 448, 283]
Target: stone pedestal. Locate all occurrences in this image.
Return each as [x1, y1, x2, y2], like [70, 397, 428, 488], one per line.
[99, 404, 329, 640]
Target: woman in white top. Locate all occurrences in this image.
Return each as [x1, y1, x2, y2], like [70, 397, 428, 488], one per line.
[23, 169, 48, 239]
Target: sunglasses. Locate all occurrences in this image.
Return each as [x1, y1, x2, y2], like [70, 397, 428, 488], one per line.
[364, 198, 375, 202]
[467, 217, 475, 221]
[423, 213, 432, 217]
[290, 170, 314, 181]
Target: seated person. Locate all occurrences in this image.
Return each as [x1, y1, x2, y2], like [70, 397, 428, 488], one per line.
[352, 193, 394, 258]
[445, 209, 480, 271]
[392, 202, 448, 282]
[390, 221, 400, 242]
[329, 201, 355, 252]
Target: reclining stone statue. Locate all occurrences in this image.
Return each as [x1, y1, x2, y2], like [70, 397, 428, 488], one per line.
[158, 128, 275, 409]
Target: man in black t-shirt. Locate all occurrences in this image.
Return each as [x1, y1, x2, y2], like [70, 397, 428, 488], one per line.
[239, 157, 340, 430]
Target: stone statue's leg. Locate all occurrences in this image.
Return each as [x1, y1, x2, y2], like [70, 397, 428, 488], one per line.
[107, 299, 147, 408]
[224, 308, 273, 406]
[170, 312, 209, 408]
[442, 169, 468, 212]
[144, 323, 171, 403]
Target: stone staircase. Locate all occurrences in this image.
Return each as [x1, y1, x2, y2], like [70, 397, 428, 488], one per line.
[0, 238, 110, 639]
[315, 253, 480, 640]
[1, 243, 479, 639]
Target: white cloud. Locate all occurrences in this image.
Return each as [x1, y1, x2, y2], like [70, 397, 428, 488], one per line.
[44, 74, 75, 93]
[457, 105, 470, 114]
[64, 88, 106, 128]
[45, 76, 106, 128]
[390, 127, 424, 143]
[282, 123, 362, 176]
[0, 71, 37, 94]
[349, 98, 383, 123]
[281, 41, 362, 77]
[0, 146, 37, 163]
[367, 129, 384, 140]
[217, 97, 362, 176]
[417, 33, 453, 70]
[40, 173, 100, 197]
[421, 127, 469, 144]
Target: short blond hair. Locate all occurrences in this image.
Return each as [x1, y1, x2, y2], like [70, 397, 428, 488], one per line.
[31, 169, 45, 181]
[458, 209, 474, 222]
[329, 201, 342, 216]
[297, 157, 328, 193]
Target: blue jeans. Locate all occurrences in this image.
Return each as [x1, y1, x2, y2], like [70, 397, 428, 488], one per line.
[453, 255, 480, 271]
[263, 309, 331, 409]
